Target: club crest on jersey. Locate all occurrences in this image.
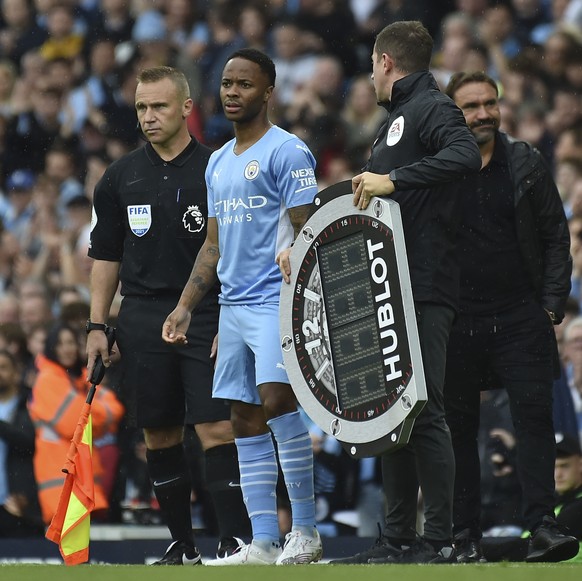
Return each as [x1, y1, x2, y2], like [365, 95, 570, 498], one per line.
[244, 160, 260, 180]
[182, 205, 205, 233]
[127, 204, 151, 237]
[386, 115, 404, 146]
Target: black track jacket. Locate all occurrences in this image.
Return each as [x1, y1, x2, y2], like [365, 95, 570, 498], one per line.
[365, 71, 481, 311]
[497, 132, 571, 323]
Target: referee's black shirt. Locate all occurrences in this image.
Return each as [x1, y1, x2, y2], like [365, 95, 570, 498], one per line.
[89, 138, 219, 307]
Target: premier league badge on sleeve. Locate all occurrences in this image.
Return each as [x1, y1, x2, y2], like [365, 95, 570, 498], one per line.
[280, 180, 426, 458]
[127, 204, 152, 237]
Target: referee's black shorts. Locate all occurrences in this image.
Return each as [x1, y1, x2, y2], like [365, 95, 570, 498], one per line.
[116, 294, 229, 429]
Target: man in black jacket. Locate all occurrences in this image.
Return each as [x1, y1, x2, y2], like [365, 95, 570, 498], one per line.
[0, 350, 43, 537]
[443, 71, 577, 563]
[332, 21, 482, 565]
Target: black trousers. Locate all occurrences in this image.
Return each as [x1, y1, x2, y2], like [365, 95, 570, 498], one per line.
[444, 301, 556, 535]
[382, 302, 456, 542]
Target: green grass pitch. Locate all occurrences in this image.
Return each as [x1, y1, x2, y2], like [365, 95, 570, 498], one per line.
[2, 563, 582, 581]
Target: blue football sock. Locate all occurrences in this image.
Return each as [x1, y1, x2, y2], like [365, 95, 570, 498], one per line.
[235, 432, 280, 543]
[268, 411, 316, 528]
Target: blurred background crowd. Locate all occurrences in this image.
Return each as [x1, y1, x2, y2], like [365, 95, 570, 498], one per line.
[0, 0, 582, 544]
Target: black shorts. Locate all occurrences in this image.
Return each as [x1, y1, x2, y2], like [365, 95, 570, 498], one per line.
[116, 295, 230, 428]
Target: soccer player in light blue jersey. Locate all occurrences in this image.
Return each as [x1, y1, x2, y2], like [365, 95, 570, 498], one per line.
[162, 48, 322, 566]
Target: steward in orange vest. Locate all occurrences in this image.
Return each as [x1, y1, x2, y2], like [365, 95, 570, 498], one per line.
[28, 322, 124, 524]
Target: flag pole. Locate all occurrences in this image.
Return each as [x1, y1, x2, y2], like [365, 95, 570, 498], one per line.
[45, 326, 116, 565]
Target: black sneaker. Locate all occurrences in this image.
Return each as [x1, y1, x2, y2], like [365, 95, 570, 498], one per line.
[151, 540, 202, 565]
[525, 516, 579, 563]
[453, 529, 486, 563]
[328, 528, 403, 564]
[371, 538, 456, 564]
[216, 536, 245, 559]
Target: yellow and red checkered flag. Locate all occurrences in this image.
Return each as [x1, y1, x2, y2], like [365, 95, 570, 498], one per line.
[46, 326, 115, 566]
[45, 401, 95, 566]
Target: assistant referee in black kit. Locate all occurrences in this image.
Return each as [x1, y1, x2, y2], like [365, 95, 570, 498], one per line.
[86, 66, 249, 565]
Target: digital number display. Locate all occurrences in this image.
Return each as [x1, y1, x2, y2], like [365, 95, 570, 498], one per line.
[317, 233, 387, 409]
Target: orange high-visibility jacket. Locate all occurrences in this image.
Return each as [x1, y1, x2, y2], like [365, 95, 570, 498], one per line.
[28, 355, 125, 524]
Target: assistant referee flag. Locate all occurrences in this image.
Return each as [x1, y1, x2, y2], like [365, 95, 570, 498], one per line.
[45, 402, 95, 566]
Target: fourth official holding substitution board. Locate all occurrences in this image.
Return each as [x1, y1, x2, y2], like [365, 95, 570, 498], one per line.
[331, 21, 482, 565]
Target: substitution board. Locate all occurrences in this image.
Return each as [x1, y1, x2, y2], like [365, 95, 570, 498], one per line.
[280, 180, 426, 458]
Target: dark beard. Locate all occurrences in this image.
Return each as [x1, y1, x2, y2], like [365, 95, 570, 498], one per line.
[472, 126, 496, 146]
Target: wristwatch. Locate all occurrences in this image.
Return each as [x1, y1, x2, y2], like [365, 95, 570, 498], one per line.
[545, 310, 557, 324]
[86, 320, 107, 334]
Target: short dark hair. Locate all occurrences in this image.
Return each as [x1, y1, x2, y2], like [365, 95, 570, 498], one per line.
[225, 48, 276, 86]
[374, 21, 433, 74]
[0, 323, 27, 355]
[60, 300, 90, 322]
[136, 66, 190, 101]
[555, 433, 582, 458]
[445, 71, 499, 100]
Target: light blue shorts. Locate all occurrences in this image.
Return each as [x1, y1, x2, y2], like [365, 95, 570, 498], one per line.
[212, 303, 289, 404]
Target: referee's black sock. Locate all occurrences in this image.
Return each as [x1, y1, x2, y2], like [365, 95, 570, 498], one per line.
[205, 443, 251, 539]
[147, 444, 196, 548]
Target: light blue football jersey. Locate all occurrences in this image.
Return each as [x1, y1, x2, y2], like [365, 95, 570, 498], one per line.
[206, 125, 317, 304]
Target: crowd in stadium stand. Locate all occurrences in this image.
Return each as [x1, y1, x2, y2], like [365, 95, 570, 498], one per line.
[1, 0, 582, 541]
